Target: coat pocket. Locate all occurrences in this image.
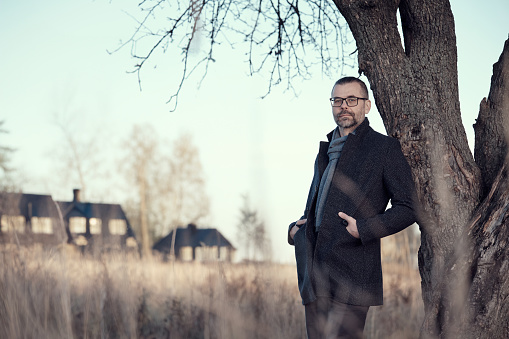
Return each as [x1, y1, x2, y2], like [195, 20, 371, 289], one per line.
[293, 224, 307, 288]
[326, 231, 366, 286]
[322, 220, 361, 248]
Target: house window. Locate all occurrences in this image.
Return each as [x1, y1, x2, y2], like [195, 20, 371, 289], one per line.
[69, 217, 86, 234]
[195, 247, 203, 261]
[31, 217, 53, 234]
[74, 235, 88, 246]
[126, 237, 137, 248]
[89, 218, 101, 234]
[219, 246, 229, 261]
[196, 246, 218, 261]
[1, 215, 25, 233]
[108, 219, 126, 235]
[179, 246, 193, 261]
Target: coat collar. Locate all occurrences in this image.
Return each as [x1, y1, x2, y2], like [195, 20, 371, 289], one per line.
[318, 118, 372, 177]
[326, 118, 371, 142]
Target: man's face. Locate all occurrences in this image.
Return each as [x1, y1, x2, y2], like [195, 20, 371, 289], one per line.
[331, 82, 371, 133]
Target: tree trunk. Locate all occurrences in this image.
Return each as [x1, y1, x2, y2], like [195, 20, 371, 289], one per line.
[465, 38, 509, 339]
[332, 0, 509, 337]
[139, 166, 152, 259]
[461, 163, 509, 338]
[474, 39, 509, 197]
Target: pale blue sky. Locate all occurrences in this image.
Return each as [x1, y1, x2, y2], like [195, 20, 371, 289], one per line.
[1, 0, 507, 261]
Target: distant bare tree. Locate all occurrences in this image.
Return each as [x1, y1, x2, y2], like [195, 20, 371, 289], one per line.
[236, 194, 271, 261]
[155, 133, 210, 234]
[120, 124, 159, 258]
[120, 127, 210, 258]
[253, 219, 273, 262]
[0, 121, 16, 190]
[51, 109, 104, 201]
[0, 121, 13, 175]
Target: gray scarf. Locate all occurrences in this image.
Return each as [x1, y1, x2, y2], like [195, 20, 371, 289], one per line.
[315, 128, 348, 230]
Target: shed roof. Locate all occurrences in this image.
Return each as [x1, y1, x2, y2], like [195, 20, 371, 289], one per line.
[153, 224, 235, 253]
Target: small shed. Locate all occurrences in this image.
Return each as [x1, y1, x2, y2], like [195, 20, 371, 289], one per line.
[153, 224, 236, 262]
[0, 191, 67, 247]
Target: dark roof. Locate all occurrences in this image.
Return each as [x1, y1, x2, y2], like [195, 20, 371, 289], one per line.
[153, 224, 235, 253]
[57, 201, 128, 220]
[0, 191, 137, 247]
[57, 201, 135, 237]
[0, 192, 61, 218]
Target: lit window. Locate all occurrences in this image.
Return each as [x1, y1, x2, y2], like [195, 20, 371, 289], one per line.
[196, 246, 218, 261]
[75, 235, 88, 246]
[126, 237, 137, 248]
[69, 217, 86, 234]
[89, 218, 102, 234]
[108, 219, 126, 235]
[1, 215, 26, 233]
[195, 247, 203, 261]
[31, 217, 53, 234]
[180, 246, 193, 261]
[219, 247, 229, 261]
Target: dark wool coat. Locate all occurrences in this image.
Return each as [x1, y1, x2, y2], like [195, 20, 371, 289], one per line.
[288, 118, 417, 306]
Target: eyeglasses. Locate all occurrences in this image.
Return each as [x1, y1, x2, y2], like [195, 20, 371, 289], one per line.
[330, 97, 368, 107]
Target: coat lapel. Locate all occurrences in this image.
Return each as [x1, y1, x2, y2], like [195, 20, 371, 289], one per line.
[329, 119, 373, 217]
[317, 141, 330, 177]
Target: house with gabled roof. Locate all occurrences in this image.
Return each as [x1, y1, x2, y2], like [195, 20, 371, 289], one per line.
[153, 223, 236, 262]
[0, 189, 137, 255]
[56, 189, 137, 255]
[0, 191, 67, 247]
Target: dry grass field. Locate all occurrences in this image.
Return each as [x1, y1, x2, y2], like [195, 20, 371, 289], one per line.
[0, 242, 423, 339]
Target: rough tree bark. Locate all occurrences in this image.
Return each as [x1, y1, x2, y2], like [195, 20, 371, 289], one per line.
[332, 0, 508, 337]
[466, 38, 509, 338]
[474, 39, 509, 197]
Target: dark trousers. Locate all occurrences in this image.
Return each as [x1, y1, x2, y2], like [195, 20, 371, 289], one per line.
[305, 297, 369, 339]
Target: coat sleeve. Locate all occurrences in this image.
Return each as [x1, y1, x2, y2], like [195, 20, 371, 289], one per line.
[287, 221, 298, 245]
[356, 138, 417, 244]
[288, 155, 320, 245]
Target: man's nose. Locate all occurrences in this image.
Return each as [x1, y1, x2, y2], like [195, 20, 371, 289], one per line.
[340, 100, 349, 108]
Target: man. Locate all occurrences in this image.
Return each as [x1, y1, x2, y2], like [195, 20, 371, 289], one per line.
[288, 77, 417, 338]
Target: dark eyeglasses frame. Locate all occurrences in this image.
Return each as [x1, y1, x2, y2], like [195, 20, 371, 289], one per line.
[330, 97, 368, 107]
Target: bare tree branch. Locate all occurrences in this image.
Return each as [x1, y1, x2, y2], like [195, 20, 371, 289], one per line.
[112, 0, 354, 110]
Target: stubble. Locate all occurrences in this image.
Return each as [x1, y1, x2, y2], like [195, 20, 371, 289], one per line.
[335, 111, 358, 129]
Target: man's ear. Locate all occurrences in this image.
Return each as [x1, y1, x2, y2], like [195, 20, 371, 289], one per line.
[365, 99, 372, 114]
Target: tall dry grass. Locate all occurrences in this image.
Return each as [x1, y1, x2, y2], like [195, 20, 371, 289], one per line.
[0, 243, 422, 339]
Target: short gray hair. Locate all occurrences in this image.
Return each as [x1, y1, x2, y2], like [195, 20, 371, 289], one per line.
[332, 77, 369, 99]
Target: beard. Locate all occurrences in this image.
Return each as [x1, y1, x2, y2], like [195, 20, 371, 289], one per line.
[335, 111, 358, 129]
